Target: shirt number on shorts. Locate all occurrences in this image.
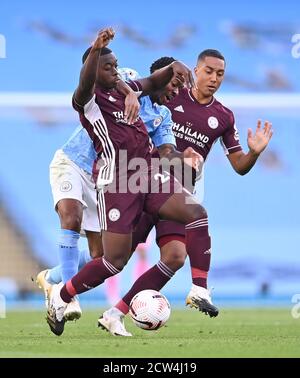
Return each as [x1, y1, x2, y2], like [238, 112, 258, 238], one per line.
[154, 173, 170, 184]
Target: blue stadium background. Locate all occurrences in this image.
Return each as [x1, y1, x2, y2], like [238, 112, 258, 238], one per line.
[0, 0, 299, 307]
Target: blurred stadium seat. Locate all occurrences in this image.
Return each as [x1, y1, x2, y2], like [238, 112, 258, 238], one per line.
[0, 0, 299, 92]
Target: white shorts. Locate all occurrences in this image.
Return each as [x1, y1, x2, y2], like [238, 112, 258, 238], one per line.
[49, 149, 100, 232]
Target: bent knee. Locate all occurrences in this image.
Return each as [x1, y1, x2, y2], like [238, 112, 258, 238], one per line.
[161, 243, 187, 271]
[104, 255, 128, 272]
[60, 213, 82, 232]
[88, 238, 104, 259]
[58, 205, 82, 230]
[89, 248, 103, 259]
[188, 204, 208, 222]
[57, 201, 83, 232]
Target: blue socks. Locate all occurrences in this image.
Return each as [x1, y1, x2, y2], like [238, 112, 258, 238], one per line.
[78, 248, 92, 270]
[46, 265, 63, 285]
[57, 229, 80, 284]
[47, 245, 92, 284]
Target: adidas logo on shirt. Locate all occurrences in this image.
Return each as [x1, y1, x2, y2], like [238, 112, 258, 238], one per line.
[174, 105, 184, 112]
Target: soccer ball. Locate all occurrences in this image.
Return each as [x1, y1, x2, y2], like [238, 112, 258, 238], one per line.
[129, 289, 171, 330]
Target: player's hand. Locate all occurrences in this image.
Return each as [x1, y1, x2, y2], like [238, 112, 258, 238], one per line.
[170, 61, 196, 89]
[183, 147, 203, 172]
[247, 120, 273, 155]
[92, 27, 115, 50]
[124, 91, 140, 124]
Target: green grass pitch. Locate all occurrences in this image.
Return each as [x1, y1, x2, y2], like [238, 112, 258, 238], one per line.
[0, 308, 299, 358]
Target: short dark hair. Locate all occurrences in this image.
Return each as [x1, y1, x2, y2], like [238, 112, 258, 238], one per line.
[197, 49, 225, 64]
[150, 56, 176, 73]
[82, 46, 113, 64]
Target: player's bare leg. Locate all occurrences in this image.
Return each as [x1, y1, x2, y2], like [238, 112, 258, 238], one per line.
[86, 230, 104, 258]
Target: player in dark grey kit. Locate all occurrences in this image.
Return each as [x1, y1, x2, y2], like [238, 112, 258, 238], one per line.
[46, 28, 213, 336]
[101, 51, 273, 336]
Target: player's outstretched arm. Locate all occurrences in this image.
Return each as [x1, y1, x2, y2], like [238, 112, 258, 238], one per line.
[138, 61, 195, 96]
[227, 120, 273, 175]
[74, 27, 115, 107]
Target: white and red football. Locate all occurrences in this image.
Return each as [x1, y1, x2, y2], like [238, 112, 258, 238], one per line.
[129, 289, 171, 330]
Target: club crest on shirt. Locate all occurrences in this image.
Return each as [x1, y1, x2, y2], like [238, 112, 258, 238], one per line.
[153, 116, 163, 127]
[208, 116, 219, 129]
[60, 181, 72, 192]
[108, 208, 120, 222]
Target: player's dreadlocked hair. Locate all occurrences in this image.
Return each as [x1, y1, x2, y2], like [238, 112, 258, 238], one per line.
[150, 56, 176, 73]
[197, 49, 225, 63]
[82, 46, 112, 64]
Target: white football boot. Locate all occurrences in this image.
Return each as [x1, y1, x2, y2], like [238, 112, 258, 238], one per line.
[36, 269, 52, 308]
[186, 284, 219, 317]
[46, 283, 68, 336]
[98, 308, 132, 337]
[64, 296, 82, 321]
